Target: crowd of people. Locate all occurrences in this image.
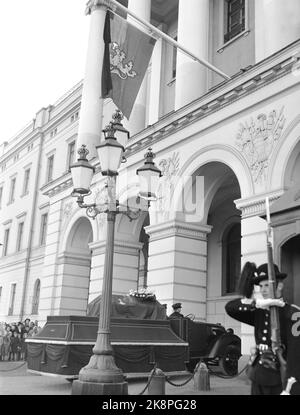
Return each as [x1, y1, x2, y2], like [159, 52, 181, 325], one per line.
[0, 318, 42, 362]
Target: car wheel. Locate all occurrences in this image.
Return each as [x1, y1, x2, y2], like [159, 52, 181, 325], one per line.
[218, 345, 240, 376]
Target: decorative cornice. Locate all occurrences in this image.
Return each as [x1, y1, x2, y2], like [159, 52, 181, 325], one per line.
[2, 218, 12, 226]
[235, 190, 284, 218]
[38, 201, 50, 211]
[125, 50, 300, 158]
[145, 220, 212, 242]
[16, 211, 27, 220]
[42, 175, 73, 198]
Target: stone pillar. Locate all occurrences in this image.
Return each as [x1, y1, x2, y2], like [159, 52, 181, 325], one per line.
[175, 0, 209, 110]
[88, 239, 143, 301]
[56, 252, 91, 315]
[39, 199, 63, 323]
[145, 220, 211, 320]
[255, 0, 300, 62]
[148, 24, 166, 125]
[233, 198, 270, 355]
[76, 1, 109, 159]
[126, 0, 151, 135]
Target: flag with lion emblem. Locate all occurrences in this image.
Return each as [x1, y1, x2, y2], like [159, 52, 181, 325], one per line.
[102, 11, 156, 119]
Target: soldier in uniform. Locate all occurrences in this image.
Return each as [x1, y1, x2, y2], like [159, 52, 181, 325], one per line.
[280, 302, 300, 395]
[225, 262, 288, 395]
[168, 303, 184, 319]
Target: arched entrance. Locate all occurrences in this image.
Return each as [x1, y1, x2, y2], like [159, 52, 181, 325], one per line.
[204, 162, 241, 324]
[57, 216, 93, 315]
[281, 235, 300, 305]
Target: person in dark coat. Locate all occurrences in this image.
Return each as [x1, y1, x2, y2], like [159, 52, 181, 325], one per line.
[225, 262, 288, 395]
[168, 303, 184, 319]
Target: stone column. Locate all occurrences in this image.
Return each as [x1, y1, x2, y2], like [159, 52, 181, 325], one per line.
[76, 1, 110, 159]
[175, 0, 209, 110]
[255, 0, 300, 62]
[148, 24, 166, 125]
[234, 197, 270, 355]
[38, 199, 64, 322]
[56, 252, 91, 315]
[145, 220, 211, 320]
[88, 239, 143, 301]
[126, 0, 152, 135]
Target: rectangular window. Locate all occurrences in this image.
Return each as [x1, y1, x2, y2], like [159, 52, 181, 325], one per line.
[23, 168, 30, 195]
[3, 228, 10, 256]
[8, 283, 16, 316]
[172, 36, 178, 79]
[67, 141, 76, 170]
[16, 222, 24, 252]
[0, 286, 2, 305]
[46, 155, 54, 183]
[224, 0, 245, 43]
[70, 112, 79, 123]
[8, 177, 16, 204]
[0, 186, 3, 209]
[40, 213, 48, 246]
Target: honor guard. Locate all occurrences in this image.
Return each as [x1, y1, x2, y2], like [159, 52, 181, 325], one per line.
[168, 303, 184, 319]
[225, 262, 288, 395]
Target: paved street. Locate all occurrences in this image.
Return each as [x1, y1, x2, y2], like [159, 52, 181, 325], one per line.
[0, 359, 251, 396]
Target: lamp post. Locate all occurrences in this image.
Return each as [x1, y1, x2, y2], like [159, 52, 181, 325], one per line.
[70, 113, 161, 395]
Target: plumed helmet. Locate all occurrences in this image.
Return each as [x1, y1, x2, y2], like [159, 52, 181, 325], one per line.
[172, 303, 182, 310]
[238, 262, 257, 298]
[253, 263, 287, 285]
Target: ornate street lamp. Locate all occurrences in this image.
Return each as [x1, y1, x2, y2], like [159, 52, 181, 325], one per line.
[70, 145, 95, 197]
[70, 114, 162, 395]
[111, 109, 130, 147]
[137, 147, 162, 202]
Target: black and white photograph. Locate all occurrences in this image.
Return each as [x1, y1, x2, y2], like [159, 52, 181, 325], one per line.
[0, 0, 300, 402]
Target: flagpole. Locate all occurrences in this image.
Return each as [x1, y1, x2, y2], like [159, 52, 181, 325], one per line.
[108, 0, 231, 81]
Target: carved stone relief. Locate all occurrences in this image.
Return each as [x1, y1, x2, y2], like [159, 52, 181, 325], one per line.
[62, 201, 75, 229]
[236, 107, 286, 183]
[94, 185, 108, 228]
[157, 152, 180, 218]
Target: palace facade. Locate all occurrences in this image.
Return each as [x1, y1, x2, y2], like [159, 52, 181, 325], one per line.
[1, 0, 300, 354]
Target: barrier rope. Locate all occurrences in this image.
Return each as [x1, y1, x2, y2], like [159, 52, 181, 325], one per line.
[138, 365, 157, 395]
[136, 359, 248, 394]
[165, 363, 199, 387]
[0, 362, 27, 372]
[208, 362, 248, 379]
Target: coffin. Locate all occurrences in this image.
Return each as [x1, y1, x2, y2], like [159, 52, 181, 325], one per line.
[26, 315, 189, 378]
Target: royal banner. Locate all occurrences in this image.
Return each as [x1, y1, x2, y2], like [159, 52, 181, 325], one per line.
[102, 11, 156, 119]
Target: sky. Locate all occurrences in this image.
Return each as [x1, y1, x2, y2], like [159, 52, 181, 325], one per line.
[0, 0, 90, 145]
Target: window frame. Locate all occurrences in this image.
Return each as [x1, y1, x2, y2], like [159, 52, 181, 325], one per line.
[222, 222, 242, 296]
[217, 0, 249, 53]
[8, 176, 16, 204]
[22, 167, 31, 196]
[31, 279, 41, 315]
[224, 0, 246, 43]
[3, 227, 10, 257]
[67, 140, 76, 171]
[8, 283, 17, 316]
[39, 212, 48, 246]
[0, 186, 3, 209]
[16, 221, 25, 252]
[46, 154, 54, 183]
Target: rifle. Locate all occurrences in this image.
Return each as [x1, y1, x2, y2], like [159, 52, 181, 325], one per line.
[265, 197, 287, 386]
